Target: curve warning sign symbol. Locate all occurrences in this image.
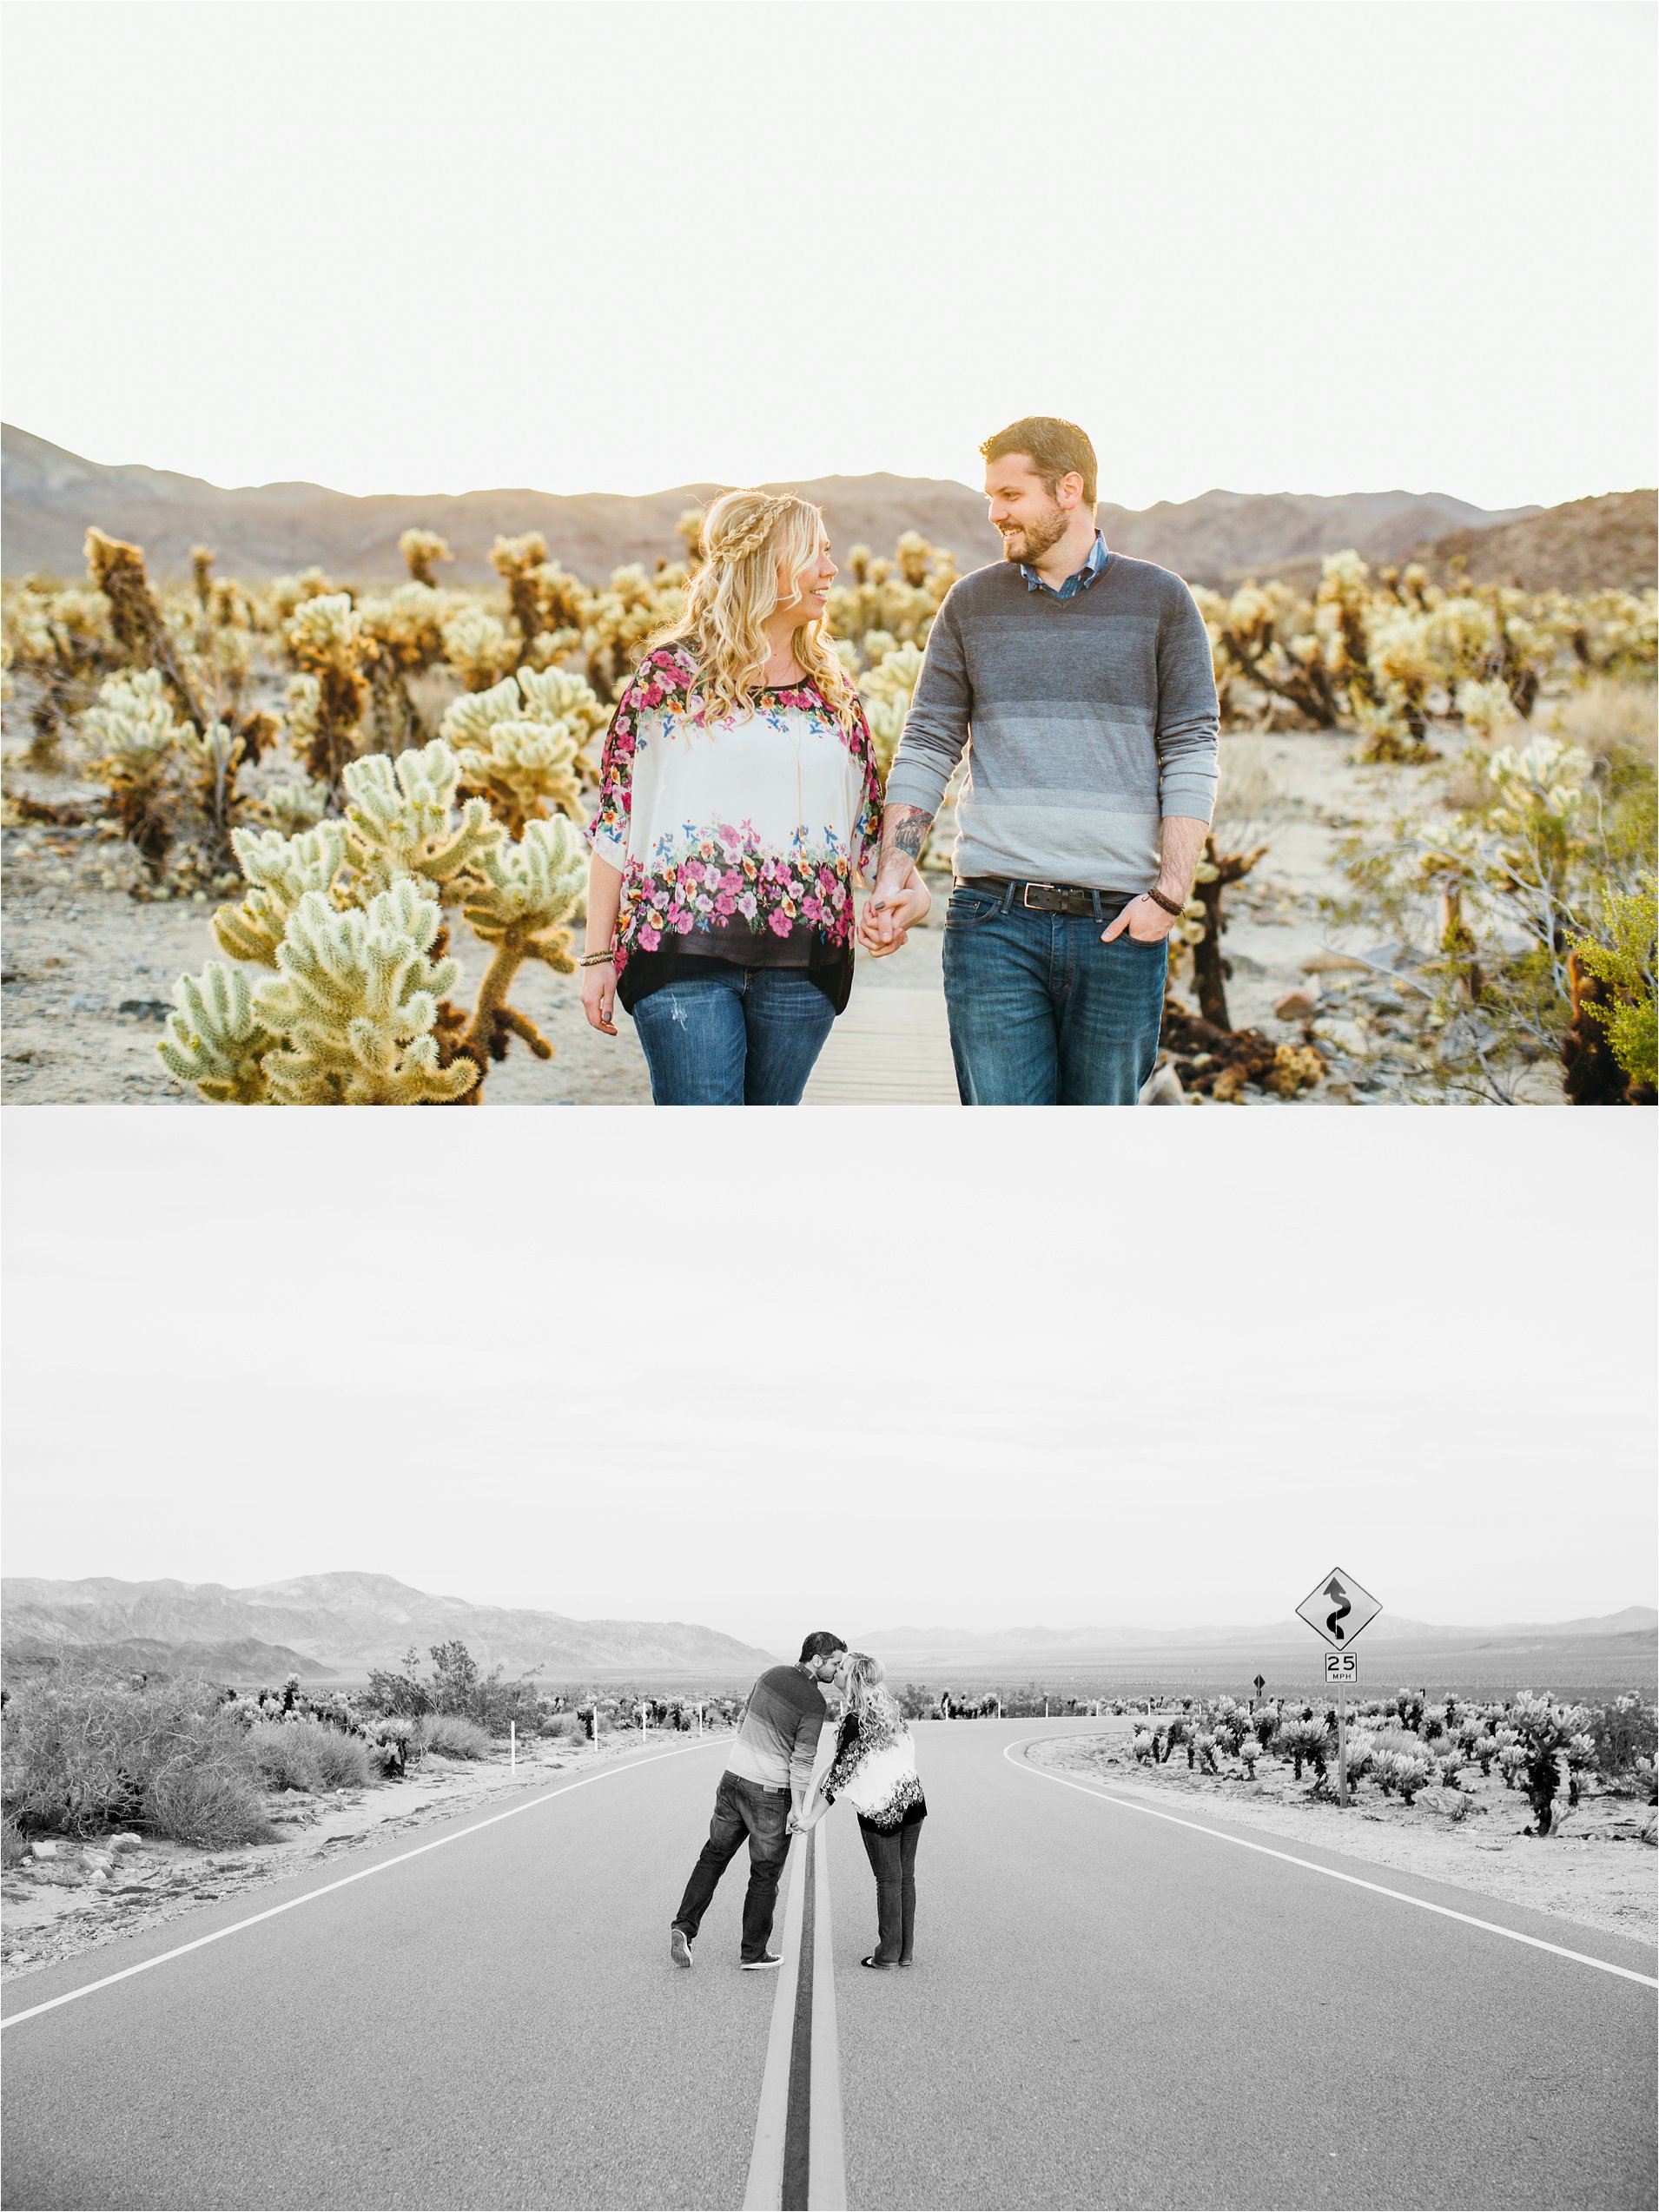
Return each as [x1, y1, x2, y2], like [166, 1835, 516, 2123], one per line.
[1297, 1567, 1382, 1652]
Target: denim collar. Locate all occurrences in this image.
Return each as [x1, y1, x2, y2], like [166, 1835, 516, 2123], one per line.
[1021, 529, 1110, 601]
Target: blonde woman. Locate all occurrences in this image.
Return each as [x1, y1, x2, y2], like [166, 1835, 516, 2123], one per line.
[799, 1652, 926, 1970]
[579, 491, 930, 1105]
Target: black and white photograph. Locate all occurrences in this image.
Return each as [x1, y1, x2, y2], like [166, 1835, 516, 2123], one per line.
[1, 2, 1655, 2207]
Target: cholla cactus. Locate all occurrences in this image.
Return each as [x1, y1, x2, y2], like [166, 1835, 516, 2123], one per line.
[83, 528, 208, 730]
[489, 533, 586, 668]
[1456, 677, 1520, 743]
[1237, 1734, 1260, 1779]
[1276, 1713, 1332, 1783]
[212, 822, 348, 965]
[340, 741, 500, 900]
[81, 669, 194, 866]
[284, 592, 373, 787]
[583, 563, 689, 701]
[253, 776, 332, 836]
[1131, 1728, 1157, 1764]
[269, 567, 337, 621]
[252, 878, 479, 1106]
[178, 719, 248, 849]
[453, 814, 585, 1068]
[157, 963, 278, 1103]
[399, 530, 452, 587]
[443, 603, 519, 692]
[1509, 1693, 1595, 1835]
[1370, 1740, 1432, 1802]
[827, 534, 955, 668]
[442, 664, 607, 834]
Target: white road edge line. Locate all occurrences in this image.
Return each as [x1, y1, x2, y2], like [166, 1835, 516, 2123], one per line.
[1, 1739, 721, 2032]
[743, 1829, 810, 2210]
[1007, 1742, 1659, 1991]
[808, 1814, 847, 2212]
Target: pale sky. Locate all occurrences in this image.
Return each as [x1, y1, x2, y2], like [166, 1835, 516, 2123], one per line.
[3, 1, 1655, 513]
[3, 1113, 1652, 1654]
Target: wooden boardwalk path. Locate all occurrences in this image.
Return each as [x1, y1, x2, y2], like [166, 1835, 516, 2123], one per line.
[803, 934, 960, 1106]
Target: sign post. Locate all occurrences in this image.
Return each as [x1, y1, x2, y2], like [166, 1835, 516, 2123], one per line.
[1252, 1673, 1266, 1712]
[1295, 1568, 1382, 1808]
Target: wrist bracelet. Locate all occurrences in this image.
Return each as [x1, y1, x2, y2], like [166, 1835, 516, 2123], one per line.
[578, 950, 615, 967]
[1145, 886, 1185, 918]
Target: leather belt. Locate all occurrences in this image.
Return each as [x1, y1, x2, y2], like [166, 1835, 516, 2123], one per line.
[957, 875, 1124, 920]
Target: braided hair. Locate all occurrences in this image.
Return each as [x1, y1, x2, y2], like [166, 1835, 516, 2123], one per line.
[651, 489, 858, 732]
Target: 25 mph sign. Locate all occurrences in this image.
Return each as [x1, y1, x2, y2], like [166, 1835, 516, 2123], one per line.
[1296, 1568, 1382, 1651]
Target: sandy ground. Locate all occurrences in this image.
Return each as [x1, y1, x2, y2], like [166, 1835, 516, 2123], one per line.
[1028, 1727, 1656, 1947]
[1, 729, 1561, 1105]
[1, 1726, 724, 1986]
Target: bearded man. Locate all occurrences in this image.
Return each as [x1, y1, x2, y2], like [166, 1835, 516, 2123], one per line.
[863, 416, 1219, 1105]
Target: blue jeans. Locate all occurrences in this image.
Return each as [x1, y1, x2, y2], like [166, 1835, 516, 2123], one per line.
[942, 886, 1167, 1105]
[629, 966, 836, 1106]
[673, 1771, 791, 1961]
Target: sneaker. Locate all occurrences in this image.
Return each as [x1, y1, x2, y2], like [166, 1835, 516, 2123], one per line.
[739, 1952, 783, 1971]
[670, 1929, 693, 1969]
[860, 1953, 899, 1970]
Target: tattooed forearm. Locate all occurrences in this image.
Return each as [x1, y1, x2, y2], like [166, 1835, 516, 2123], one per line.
[879, 803, 934, 878]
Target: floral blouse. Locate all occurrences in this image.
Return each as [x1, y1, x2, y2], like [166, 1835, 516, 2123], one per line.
[585, 643, 883, 1012]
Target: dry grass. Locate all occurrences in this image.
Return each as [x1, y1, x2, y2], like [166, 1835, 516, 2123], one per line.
[413, 1713, 492, 1760]
[248, 1719, 372, 1793]
[1540, 677, 1657, 763]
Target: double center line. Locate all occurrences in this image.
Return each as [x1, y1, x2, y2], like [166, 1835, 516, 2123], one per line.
[744, 1821, 846, 2211]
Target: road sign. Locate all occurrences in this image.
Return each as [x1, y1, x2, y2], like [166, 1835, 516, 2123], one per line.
[1296, 1567, 1382, 1652]
[1324, 1653, 1358, 1686]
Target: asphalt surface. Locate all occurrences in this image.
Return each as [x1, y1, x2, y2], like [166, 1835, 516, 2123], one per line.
[3, 1721, 1656, 2210]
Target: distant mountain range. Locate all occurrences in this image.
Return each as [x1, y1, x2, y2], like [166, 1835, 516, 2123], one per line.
[2, 423, 1557, 589]
[0, 1571, 778, 1679]
[855, 1608, 1656, 1661]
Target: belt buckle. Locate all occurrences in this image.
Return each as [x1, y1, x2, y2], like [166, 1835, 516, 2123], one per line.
[1022, 881, 1056, 910]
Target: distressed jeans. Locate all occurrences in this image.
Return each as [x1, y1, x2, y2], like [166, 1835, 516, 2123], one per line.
[941, 886, 1167, 1106]
[630, 967, 836, 1106]
[673, 1771, 791, 1961]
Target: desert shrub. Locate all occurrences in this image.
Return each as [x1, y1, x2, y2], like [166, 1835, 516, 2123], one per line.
[1587, 1695, 1658, 1785]
[2, 1814, 27, 1865]
[539, 1712, 585, 1744]
[146, 1760, 276, 1850]
[1, 1663, 274, 1845]
[248, 1719, 370, 1793]
[413, 1714, 491, 1760]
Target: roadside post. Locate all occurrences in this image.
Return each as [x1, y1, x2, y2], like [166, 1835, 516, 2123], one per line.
[510, 1720, 516, 1773]
[1295, 1567, 1382, 1806]
[640, 1700, 648, 1742]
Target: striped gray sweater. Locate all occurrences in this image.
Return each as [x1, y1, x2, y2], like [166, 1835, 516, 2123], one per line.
[885, 551, 1219, 892]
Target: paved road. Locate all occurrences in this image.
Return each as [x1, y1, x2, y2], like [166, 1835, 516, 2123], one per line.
[3, 1723, 1655, 2209]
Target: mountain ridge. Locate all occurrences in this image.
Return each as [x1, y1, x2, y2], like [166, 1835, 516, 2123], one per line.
[3, 423, 1543, 588]
[0, 1571, 779, 1676]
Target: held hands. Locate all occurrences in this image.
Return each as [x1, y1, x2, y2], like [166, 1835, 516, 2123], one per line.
[1101, 893, 1180, 946]
[858, 863, 931, 957]
[579, 957, 618, 1036]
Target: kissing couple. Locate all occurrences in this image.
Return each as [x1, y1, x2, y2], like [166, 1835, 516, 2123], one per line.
[668, 1634, 927, 1973]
